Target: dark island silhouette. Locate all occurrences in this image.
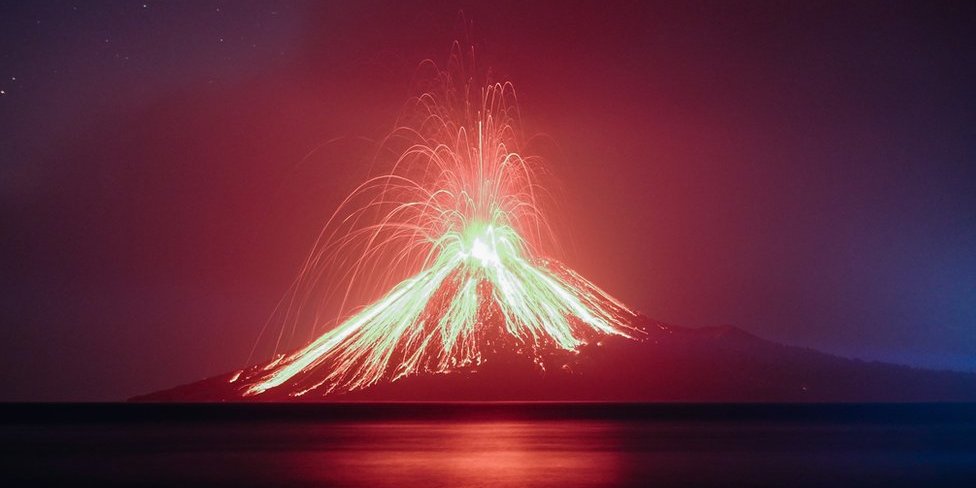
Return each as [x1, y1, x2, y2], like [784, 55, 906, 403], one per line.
[135, 316, 976, 402]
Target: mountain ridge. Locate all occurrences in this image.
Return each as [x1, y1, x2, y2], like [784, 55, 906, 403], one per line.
[133, 317, 976, 402]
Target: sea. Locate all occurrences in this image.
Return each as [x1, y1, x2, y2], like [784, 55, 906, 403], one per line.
[1, 403, 974, 487]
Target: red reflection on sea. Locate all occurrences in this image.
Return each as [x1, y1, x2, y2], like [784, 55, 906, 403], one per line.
[291, 420, 624, 487]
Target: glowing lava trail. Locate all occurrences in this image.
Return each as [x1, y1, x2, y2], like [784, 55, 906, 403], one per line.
[235, 45, 642, 398]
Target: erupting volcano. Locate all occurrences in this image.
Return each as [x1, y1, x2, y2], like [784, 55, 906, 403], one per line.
[138, 45, 976, 405]
[224, 46, 643, 399]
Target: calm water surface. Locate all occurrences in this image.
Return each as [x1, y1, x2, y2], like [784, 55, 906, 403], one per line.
[1, 404, 974, 487]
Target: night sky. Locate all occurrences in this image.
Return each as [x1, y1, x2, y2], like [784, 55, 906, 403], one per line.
[1, 1, 974, 401]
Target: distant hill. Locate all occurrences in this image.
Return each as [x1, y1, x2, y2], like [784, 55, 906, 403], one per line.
[133, 317, 976, 402]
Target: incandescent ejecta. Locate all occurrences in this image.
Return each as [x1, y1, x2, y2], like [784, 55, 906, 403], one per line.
[232, 45, 644, 398]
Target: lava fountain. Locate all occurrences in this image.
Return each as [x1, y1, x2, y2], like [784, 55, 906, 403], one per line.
[234, 45, 643, 398]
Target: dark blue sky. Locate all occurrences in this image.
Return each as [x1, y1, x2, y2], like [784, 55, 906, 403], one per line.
[1, 1, 974, 400]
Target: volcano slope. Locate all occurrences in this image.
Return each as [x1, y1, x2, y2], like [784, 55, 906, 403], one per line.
[134, 316, 976, 402]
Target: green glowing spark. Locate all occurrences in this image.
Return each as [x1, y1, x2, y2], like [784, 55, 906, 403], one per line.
[244, 221, 638, 396]
[234, 46, 642, 398]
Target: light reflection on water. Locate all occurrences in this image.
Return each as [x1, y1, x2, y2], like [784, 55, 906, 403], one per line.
[309, 422, 619, 486]
[291, 422, 623, 487]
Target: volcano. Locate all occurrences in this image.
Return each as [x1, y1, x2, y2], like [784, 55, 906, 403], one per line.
[138, 47, 976, 403]
[232, 237, 643, 399]
[136, 316, 976, 403]
[188, 48, 656, 401]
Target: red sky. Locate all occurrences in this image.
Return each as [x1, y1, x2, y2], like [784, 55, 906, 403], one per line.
[1, 1, 974, 400]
